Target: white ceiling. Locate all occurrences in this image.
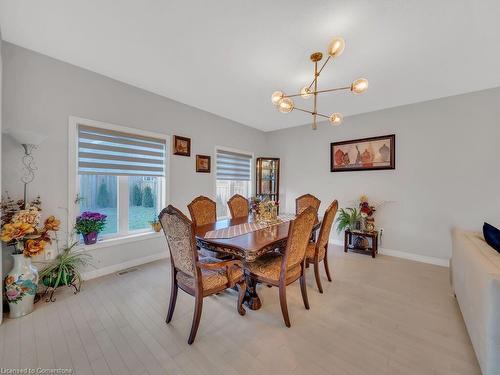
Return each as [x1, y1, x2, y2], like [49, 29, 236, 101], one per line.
[1, 0, 500, 131]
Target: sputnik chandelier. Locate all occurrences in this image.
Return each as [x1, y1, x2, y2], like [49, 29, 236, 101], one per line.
[271, 37, 368, 130]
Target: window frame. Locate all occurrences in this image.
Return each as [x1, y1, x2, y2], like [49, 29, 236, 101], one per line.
[214, 145, 254, 219]
[68, 116, 170, 245]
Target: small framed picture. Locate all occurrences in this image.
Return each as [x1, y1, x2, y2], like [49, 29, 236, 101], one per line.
[196, 155, 211, 173]
[173, 135, 191, 156]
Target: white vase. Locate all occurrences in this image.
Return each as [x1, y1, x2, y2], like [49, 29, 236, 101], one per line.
[4, 253, 39, 318]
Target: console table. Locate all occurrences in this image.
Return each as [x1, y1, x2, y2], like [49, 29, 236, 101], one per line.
[344, 229, 379, 258]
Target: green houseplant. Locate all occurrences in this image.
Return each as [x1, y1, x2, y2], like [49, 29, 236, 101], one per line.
[335, 207, 363, 234]
[39, 241, 92, 292]
[75, 211, 107, 245]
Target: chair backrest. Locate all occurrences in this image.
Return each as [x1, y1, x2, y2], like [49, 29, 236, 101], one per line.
[316, 200, 338, 253]
[227, 194, 249, 219]
[282, 206, 316, 272]
[159, 205, 199, 277]
[296, 194, 321, 216]
[188, 196, 217, 226]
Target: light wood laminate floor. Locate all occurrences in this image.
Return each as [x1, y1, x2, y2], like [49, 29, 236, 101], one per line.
[0, 246, 480, 375]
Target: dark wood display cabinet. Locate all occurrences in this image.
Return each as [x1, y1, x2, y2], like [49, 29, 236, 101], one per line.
[256, 157, 280, 206]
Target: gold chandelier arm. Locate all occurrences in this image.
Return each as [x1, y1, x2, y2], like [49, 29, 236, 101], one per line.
[293, 107, 330, 119]
[307, 55, 331, 90]
[284, 85, 351, 99]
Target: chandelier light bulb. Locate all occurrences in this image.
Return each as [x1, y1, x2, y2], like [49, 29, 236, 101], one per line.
[329, 113, 343, 126]
[327, 37, 345, 58]
[351, 78, 369, 94]
[300, 86, 313, 99]
[277, 97, 294, 113]
[271, 91, 285, 106]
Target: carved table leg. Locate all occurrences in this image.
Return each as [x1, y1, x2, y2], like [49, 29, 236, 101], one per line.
[243, 276, 262, 310]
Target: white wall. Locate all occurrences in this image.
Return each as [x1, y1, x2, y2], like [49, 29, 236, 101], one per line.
[267, 88, 500, 263]
[1, 42, 268, 277]
[2, 40, 500, 275]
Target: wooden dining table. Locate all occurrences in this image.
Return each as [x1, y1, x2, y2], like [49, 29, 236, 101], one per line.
[195, 215, 320, 310]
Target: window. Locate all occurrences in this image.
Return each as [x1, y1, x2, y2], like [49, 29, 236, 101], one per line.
[73, 120, 167, 241]
[215, 149, 252, 218]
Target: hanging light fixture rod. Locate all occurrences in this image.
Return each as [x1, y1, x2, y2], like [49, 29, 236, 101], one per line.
[283, 86, 351, 99]
[271, 36, 369, 130]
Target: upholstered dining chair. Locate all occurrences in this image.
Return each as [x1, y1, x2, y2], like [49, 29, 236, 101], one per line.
[227, 194, 249, 219]
[305, 200, 338, 293]
[296, 194, 321, 241]
[295, 194, 321, 216]
[245, 207, 316, 327]
[159, 205, 246, 345]
[188, 195, 217, 226]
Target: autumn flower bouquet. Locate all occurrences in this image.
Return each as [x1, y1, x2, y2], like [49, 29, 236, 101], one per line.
[0, 196, 61, 257]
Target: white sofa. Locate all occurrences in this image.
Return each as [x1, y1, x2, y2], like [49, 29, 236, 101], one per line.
[451, 229, 500, 375]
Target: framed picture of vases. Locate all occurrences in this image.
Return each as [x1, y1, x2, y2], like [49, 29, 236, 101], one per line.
[330, 134, 395, 172]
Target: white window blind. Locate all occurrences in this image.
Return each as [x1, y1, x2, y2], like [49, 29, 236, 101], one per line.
[78, 125, 166, 177]
[216, 150, 252, 181]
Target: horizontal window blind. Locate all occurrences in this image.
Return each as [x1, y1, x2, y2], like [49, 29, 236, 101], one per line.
[216, 150, 252, 181]
[78, 125, 166, 177]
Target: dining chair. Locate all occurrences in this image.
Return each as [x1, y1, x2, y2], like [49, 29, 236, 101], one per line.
[227, 194, 249, 219]
[187, 195, 217, 226]
[245, 206, 316, 327]
[305, 200, 338, 293]
[159, 205, 247, 345]
[295, 194, 321, 216]
[296, 194, 321, 241]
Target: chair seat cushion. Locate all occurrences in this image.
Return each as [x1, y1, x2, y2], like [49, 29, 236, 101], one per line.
[246, 252, 301, 282]
[177, 257, 244, 291]
[305, 242, 325, 261]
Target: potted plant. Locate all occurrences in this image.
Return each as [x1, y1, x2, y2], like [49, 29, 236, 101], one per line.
[149, 217, 161, 232]
[335, 207, 363, 233]
[1, 195, 60, 318]
[75, 211, 107, 245]
[39, 241, 92, 299]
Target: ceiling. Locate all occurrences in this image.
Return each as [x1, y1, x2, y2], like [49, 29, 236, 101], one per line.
[1, 0, 500, 132]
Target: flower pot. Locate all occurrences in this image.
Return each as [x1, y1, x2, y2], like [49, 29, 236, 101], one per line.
[4, 254, 39, 319]
[83, 231, 98, 245]
[42, 272, 74, 288]
[151, 222, 162, 232]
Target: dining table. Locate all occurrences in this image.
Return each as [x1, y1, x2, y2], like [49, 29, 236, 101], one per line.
[195, 214, 320, 310]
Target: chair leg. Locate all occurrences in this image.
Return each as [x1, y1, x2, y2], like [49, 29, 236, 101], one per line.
[278, 285, 291, 327]
[236, 280, 247, 316]
[324, 253, 332, 282]
[299, 273, 310, 309]
[188, 294, 203, 345]
[166, 271, 178, 323]
[313, 259, 323, 293]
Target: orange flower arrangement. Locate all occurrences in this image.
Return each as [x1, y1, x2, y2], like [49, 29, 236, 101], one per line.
[0, 222, 35, 242]
[24, 239, 49, 257]
[0, 198, 60, 257]
[44, 216, 61, 231]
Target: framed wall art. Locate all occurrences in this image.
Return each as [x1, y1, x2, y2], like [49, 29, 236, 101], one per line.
[173, 135, 191, 156]
[330, 134, 395, 172]
[196, 154, 211, 173]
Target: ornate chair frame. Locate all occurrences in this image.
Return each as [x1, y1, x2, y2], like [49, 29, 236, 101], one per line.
[306, 200, 338, 293]
[227, 194, 249, 219]
[245, 207, 316, 327]
[159, 205, 246, 345]
[187, 195, 217, 227]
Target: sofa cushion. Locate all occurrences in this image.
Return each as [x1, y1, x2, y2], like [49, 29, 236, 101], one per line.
[483, 222, 500, 253]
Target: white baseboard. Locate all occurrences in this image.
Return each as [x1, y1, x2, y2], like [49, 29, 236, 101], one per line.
[331, 239, 449, 267]
[82, 252, 169, 280]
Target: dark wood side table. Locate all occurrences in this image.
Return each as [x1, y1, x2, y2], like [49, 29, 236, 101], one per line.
[344, 229, 379, 258]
